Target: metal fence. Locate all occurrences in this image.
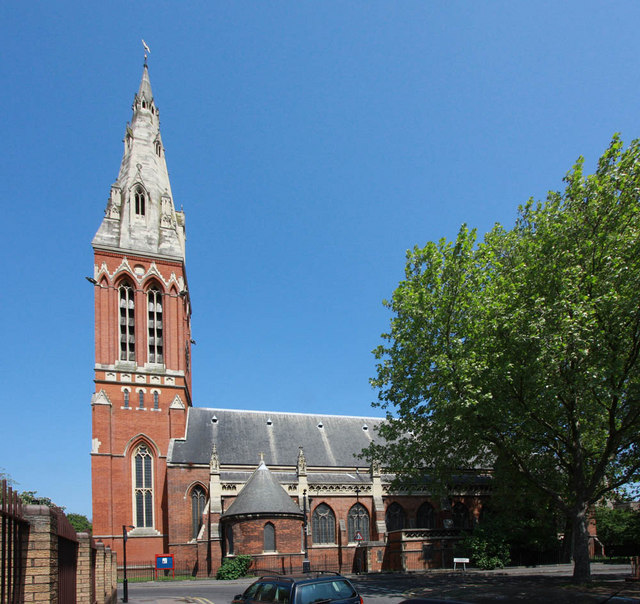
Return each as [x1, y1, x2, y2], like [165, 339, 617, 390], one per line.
[0, 479, 28, 604]
[118, 561, 198, 582]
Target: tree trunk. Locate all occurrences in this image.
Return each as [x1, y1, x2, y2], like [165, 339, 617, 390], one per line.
[572, 504, 591, 582]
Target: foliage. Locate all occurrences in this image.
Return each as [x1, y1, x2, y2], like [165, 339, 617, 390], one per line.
[594, 506, 640, 556]
[482, 463, 563, 556]
[67, 513, 92, 534]
[367, 136, 640, 581]
[19, 490, 63, 510]
[215, 555, 252, 580]
[0, 469, 15, 486]
[458, 522, 510, 570]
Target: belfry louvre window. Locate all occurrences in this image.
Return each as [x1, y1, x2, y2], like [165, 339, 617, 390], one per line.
[312, 503, 336, 544]
[134, 186, 146, 216]
[147, 287, 163, 363]
[119, 282, 135, 361]
[347, 503, 369, 542]
[191, 486, 206, 539]
[133, 444, 153, 528]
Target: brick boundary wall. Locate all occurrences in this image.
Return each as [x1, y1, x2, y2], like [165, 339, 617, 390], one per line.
[18, 505, 117, 604]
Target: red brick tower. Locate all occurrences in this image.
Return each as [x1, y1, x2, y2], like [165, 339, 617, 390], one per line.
[90, 60, 192, 562]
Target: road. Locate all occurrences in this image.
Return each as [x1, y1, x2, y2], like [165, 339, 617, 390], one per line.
[126, 574, 409, 604]
[124, 564, 637, 604]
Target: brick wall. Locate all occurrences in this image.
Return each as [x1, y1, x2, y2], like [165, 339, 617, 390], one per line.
[20, 506, 117, 604]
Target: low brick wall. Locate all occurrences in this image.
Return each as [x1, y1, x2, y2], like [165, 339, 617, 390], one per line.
[20, 505, 117, 603]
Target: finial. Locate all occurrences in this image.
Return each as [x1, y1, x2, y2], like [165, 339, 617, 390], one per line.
[142, 39, 151, 65]
[259, 452, 265, 463]
[209, 443, 219, 473]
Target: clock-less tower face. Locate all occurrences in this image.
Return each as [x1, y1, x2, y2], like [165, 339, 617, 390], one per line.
[89, 62, 193, 560]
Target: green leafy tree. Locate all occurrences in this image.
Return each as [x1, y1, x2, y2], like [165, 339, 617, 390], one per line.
[67, 513, 92, 534]
[368, 136, 640, 581]
[594, 506, 640, 556]
[19, 490, 61, 509]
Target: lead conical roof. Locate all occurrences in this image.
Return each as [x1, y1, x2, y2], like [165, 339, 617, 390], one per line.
[222, 462, 304, 519]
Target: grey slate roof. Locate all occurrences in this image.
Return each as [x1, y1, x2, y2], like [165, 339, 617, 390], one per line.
[221, 462, 304, 519]
[169, 407, 384, 467]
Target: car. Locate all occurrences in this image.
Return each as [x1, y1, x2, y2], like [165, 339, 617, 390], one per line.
[232, 572, 363, 604]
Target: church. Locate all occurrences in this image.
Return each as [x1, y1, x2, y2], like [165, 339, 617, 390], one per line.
[89, 60, 487, 575]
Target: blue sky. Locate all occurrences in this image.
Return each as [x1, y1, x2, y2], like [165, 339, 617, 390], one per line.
[2, 1, 640, 518]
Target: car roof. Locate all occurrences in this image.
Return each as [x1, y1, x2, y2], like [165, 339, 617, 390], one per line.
[256, 572, 349, 584]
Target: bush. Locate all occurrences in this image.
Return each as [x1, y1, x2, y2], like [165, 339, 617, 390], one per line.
[459, 525, 510, 570]
[216, 555, 252, 580]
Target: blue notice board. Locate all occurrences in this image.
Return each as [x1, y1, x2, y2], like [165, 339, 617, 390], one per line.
[155, 554, 174, 570]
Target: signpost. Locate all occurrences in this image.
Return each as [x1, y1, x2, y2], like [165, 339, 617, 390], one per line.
[155, 554, 175, 579]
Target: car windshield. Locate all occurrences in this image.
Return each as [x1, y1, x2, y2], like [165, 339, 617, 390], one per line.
[296, 580, 356, 604]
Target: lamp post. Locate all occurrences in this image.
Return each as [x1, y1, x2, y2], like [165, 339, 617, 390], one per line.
[122, 525, 135, 603]
[302, 489, 311, 573]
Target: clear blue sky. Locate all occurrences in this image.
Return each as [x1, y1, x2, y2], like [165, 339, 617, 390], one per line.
[2, 1, 640, 518]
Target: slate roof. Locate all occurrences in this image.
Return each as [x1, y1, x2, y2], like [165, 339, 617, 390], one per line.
[221, 462, 304, 519]
[168, 407, 384, 467]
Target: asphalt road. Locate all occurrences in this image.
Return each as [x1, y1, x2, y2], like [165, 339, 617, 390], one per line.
[125, 574, 408, 604]
[124, 564, 637, 604]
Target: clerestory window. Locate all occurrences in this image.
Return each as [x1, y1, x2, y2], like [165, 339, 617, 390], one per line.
[452, 501, 471, 530]
[385, 502, 406, 532]
[147, 287, 163, 363]
[417, 501, 436, 529]
[191, 485, 206, 539]
[119, 281, 135, 361]
[133, 444, 153, 528]
[312, 503, 336, 544]
[347, 503, 369, 542]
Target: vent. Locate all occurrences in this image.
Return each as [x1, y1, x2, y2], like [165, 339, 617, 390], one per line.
[362, 424, 368, 431]
[266, 418, 273, 426]
[317, 422, 324, 429]
[211, 415, 218, 424]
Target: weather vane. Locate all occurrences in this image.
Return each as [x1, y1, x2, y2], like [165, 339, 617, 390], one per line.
[142, 39, 151, 64]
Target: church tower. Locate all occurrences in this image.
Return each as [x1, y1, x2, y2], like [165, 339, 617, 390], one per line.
[90, 60, 192, 560]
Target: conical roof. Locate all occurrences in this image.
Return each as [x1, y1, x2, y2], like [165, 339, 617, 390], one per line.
[222, 462, 303, 519]
[137, 63, 153, 102]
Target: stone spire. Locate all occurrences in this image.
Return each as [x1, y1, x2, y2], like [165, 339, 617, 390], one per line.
[92, 62, 186, 261]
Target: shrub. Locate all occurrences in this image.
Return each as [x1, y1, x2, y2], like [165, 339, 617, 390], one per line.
[459, 525, 510, 570]
[216, 555, 252, 580]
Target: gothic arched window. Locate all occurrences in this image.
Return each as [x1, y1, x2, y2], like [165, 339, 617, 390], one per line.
[133, 444, 153, 528]
[226, 524, 234, 555]
[385, 502, 406, 532]
[452, 501, 471, 530]
[123, 389, 130, 409]
[134, 186, 146, 216]
[147, 286, 163, 363]
[312, 503, 336, 544]
[191, 485, 206, 539]
[347, 503, 369, 542]
[119, 281, 135, 361]
[417, 502, 436, 529]
[264, 522, 276, 552]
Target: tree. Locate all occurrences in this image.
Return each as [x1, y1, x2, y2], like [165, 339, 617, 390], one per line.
[594, 505, 640, 556]
[367, 136, 640, 581]
[67, 513, 92, 534]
